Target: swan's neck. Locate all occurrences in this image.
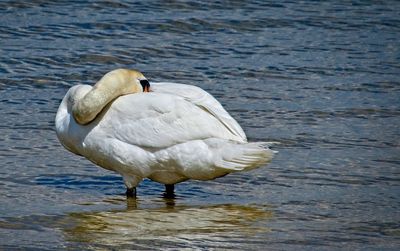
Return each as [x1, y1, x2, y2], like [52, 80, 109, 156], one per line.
[72, 69, 143, 125]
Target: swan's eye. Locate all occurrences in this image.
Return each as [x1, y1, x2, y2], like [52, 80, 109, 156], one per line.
[140, 79, 150, 92]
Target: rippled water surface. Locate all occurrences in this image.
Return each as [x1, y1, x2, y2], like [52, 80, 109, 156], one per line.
[1, 0, 399, 250]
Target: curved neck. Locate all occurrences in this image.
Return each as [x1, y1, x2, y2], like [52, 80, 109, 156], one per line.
[72, 69, 143, 125]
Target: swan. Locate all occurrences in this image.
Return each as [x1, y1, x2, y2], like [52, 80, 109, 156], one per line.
[55, 69, 275, 197]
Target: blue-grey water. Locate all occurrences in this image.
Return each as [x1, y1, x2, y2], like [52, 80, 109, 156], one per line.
[0, 1, 399, 250]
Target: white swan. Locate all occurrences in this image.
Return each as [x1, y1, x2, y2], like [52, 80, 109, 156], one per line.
[55, 69, 275, 197]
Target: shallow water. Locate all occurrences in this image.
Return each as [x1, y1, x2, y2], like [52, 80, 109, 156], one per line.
[1, 0, 399, 250]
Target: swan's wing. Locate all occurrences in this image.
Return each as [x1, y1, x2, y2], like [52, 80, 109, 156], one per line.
[95, 93, 245, 150]
[151, 82, 247, 143]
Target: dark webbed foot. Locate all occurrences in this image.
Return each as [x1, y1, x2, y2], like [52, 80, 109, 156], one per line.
[126, 187, 137, 198]
[163, 184, 175, 198]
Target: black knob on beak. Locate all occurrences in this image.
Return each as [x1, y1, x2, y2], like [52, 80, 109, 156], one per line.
[140, 79, 150, 92]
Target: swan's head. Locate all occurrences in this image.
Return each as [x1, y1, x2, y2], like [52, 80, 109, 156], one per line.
[72, 69, 150, 125]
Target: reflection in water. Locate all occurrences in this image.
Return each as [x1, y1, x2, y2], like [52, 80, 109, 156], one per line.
[63, 198, 272, 249]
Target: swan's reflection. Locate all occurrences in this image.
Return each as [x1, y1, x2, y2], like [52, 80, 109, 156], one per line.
[64, 197, 272, 248]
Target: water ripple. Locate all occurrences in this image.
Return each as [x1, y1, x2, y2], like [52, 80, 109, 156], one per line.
[1, 0, 400, 250]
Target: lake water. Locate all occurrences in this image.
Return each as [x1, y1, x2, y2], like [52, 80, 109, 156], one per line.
[0, 0, 399, 250]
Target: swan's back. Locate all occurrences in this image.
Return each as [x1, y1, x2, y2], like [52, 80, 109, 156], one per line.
[94, 92, 245, 149]
[151, 82, 247, 142]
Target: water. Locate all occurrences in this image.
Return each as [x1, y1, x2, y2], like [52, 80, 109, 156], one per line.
[0, 0, 399, 249]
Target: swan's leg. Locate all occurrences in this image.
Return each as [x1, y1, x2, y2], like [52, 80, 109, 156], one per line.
[164, 184, 175, 198]
[123, 175, 141, 198]
[126, 187, 137, 198]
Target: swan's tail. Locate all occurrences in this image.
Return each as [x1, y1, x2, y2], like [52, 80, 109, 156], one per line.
[215, 141, 278, 172]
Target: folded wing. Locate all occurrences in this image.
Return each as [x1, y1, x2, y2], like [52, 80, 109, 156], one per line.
[97, 91, 246, 150]
[151, 82, 247, 143]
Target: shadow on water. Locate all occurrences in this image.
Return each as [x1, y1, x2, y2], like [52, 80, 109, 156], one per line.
[0, 196, 273, 249]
